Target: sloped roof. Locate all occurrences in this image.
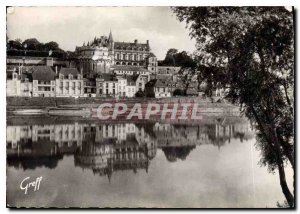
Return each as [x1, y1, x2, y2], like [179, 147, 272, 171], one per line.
[111, 65, 149, 72]
[97, 73, 117, 82]
[21, 72, 33, 82]
[126, 75, 137, 85]
[145, 79, 167, 88]
[114, 42, 149, 50]
[59, 68, 80, 77]
[126, 76, 135, 85]
[148, 52, 156, 58]
[30, 66, 56, 81]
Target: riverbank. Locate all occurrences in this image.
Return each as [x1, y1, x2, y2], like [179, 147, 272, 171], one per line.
[7, 96, 241, 117]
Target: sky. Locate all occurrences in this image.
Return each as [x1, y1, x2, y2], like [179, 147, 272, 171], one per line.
[6, 7, 197, 60]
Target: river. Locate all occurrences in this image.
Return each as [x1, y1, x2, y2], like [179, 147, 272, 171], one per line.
[6, 115, 293, 208]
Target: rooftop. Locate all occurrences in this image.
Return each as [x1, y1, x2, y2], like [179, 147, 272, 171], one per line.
[30, 66, 56, 81]
[111, 65, 149, 72]
[145, 79, 167, 88]
[59, 68, 80, 77]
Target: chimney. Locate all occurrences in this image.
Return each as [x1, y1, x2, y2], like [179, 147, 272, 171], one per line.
[134, 39, 138, 44]
[46, 57, 53, 66]
[55, 66, 58, 75]
[146, 40, 149, 45]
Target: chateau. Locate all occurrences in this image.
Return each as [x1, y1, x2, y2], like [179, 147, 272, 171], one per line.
[6, 32, 193, 98]
[75, 31, 158, 77]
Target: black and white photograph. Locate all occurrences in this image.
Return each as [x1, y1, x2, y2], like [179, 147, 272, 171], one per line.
[5, 4, 295, 209]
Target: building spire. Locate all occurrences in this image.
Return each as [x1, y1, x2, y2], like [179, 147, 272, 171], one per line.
[109, 29, 113, 42]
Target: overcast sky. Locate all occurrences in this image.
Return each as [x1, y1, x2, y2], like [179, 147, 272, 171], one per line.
[7, 7, 196, 60]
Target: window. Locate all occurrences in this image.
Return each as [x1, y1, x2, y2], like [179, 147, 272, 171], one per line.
[13, 73, 17, 79]
[69, 74, 73, 80]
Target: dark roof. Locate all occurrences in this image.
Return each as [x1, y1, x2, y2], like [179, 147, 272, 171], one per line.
[21, 72, 33, 82]
[97, 73, 117, 81]
[111, 65, 149, 72]
[114, 42, 149, 50]
[30, 66, 56, 81]
[126, 75, 138, 85]
[59, 68, 80, 77]
[148, 52, 156, 58]
[145, 79, 167, 88]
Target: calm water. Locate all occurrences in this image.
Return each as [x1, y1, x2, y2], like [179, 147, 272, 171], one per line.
[6, 115, 293, 208]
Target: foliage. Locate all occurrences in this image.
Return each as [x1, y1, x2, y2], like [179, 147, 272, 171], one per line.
[135, 90, 145, 98]
[172, 6, 294, 207]
[173, 89, 185, 96]
[7, 38, 66, 58]
[159, 48, 197, 69]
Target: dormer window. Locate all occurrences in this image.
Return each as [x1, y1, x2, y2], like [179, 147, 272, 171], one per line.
[77, 74, 81, 80]
[13, 73, 17, 80]
[59, 74, 64, 80]
[69, 74, 73, 80]
[24, 78, 29, 83]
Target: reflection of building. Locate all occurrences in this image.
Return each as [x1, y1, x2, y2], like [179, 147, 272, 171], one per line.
[6, 117, 255, 171]
[54, 123, 83, 150]
[75, 123, 155, 180]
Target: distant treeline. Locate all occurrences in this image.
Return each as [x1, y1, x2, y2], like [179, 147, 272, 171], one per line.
[7, 38, 75, 59]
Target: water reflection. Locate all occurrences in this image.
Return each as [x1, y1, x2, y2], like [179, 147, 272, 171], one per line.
[7, 117, 254, 176]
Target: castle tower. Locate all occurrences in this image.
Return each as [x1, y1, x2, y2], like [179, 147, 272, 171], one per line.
[108, 30, 114, 50]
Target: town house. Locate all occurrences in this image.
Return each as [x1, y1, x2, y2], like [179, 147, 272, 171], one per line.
[31, 66, 56, 97]
[56, 68, 84, 97]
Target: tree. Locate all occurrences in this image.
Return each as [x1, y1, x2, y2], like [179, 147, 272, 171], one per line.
[22, 38, 41, 50]
[172, 7, 294, 207]
[173, 88, 185, 96]
[7, 39, 23, 50]
[135, 90, 145, 98]
[160, 48, 198, 92]
[160, 48, 197, 68]
[161, 48, 178, 66]
[44, 41, 60, 51]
